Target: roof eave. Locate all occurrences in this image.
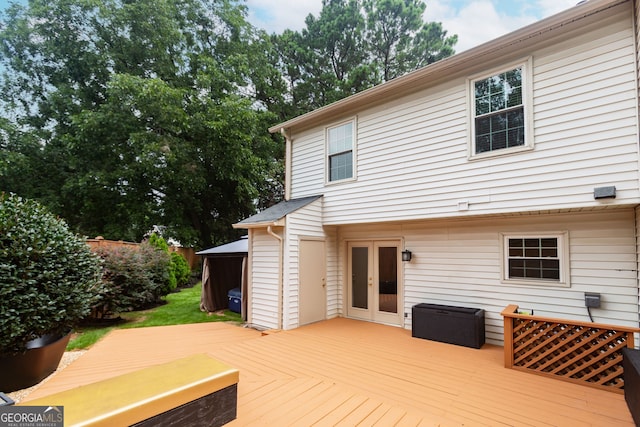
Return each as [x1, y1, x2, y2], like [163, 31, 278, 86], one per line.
[197, 252, 247, 257]
[232, 218, 286, 229]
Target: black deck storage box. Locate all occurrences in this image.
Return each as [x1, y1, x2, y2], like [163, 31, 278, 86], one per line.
[623, 348, 640, 426]
[412, 303, 485, 349]
[228, 288, 241, 313]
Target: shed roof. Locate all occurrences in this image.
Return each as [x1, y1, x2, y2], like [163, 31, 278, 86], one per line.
[196, 236, 248, 256]
[233, 195, 322, 228]
[268, 0, 626, 134]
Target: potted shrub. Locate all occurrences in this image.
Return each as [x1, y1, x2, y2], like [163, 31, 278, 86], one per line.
[0, 194, 102, 392]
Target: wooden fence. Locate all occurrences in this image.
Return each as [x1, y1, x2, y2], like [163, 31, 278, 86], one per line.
[86, 238, 198, 270]
[169, 246, 199, 270]
[501, 304, 639, 394]
[86, 238, 139, 251]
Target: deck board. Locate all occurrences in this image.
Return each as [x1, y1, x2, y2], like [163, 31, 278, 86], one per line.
[24, 318, 635, 426]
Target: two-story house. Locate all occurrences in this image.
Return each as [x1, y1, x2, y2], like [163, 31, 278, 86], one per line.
[234, 0, 640, 345]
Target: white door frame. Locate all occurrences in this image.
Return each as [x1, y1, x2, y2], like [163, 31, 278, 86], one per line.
[346, 239, 402, 326]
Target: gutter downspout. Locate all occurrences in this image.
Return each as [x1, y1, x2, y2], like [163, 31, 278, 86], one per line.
[267, 225, 284, 330]
[280, 128, 292, 201]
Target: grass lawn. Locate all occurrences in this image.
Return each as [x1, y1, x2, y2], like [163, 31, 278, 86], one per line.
[67, 283, 242, 350]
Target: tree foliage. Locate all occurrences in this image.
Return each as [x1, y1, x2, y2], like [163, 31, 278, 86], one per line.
[364, 0, 455, 80]
[272, 0, 458, 117]
[92, 243, 173, 319]
[0, 0, 282, 247]
[0, 193, 103, 354]
[147, 232, 191, 290]
[171, 252, 192, 288]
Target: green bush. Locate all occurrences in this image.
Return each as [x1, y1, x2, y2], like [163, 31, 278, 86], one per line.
[0, 194, 103, 354]
[171, 252, 191, 287]
[148, 233, 191, 289]
[148, 232, 169, 252]
[147, 233, 176, 293]
[142, 242, 175, 296]
[92, 243, 173, 318]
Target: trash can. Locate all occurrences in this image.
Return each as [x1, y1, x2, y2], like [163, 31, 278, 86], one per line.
[412, 303, 485, 349]
[228, 288, 241, 313]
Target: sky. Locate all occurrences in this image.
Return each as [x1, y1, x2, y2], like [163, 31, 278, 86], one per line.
[0, 0, 582, 53]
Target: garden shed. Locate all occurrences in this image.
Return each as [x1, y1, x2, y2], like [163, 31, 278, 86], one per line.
[196, 236, 247, 319]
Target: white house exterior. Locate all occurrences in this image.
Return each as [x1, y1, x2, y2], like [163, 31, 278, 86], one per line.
[235, 0, 640, 345]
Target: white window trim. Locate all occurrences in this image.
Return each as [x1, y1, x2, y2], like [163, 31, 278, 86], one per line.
[467, 57, 534, 160]
[325, 117, 357, 185]
[499, 231, 570, 288]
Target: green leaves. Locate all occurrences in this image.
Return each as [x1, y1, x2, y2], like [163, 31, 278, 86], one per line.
[0, 0, 282, 248]
[92, 243, 174, 318]
[0, 194, 103, 354]
[272, 0, 458, 116]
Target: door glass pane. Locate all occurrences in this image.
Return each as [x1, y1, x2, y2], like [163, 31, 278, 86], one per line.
[378, 246, 397, 313]
[352, 247, 368, 309]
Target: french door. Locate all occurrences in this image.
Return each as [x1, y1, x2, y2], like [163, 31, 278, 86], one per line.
[347, 240, 402, 326]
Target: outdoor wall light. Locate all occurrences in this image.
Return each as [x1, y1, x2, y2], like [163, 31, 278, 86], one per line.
[402, 250, 412, 262]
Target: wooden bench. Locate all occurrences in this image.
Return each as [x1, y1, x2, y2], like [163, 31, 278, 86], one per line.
[22, 354, 239, 427]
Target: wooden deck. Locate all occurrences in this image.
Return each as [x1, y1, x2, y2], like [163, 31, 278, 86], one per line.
[25, 318, 634, 426]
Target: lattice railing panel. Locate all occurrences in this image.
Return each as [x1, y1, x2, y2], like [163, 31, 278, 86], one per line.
[502, 305, 639, 393]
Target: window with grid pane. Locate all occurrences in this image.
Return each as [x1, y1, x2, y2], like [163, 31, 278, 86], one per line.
[474, 67, 525, 154]
[507, 237, 560, 281]
[327, 121, 353, 182]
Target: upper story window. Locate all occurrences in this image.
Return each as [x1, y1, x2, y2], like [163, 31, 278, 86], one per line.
[327, 119, 355, 182]
[501, 232, 569, 287]
[469, 59, 532, 158]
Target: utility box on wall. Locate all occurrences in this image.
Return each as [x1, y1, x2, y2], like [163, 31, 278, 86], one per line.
[412, 303, 485, 349]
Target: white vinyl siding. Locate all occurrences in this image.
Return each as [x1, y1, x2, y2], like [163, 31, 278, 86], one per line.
[288, 16, 639, 224]
[325, 226, 341, 318]
[249, 229, 280, 330]
[290, 128, 325, 197]
[282, 197, 324, 329]
[338, 209, 638, 345]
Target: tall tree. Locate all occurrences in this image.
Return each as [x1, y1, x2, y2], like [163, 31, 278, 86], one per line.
[272, 0, 457, 117]
[364, 0, 456, 81]
[301, 0, 372, 104]
[0, 0, 283, 247]
[0, 119, 48, 200]
[270, 29, 309, 121]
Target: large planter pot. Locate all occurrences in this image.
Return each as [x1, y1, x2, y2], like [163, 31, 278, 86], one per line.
[0, 332, 71, 392]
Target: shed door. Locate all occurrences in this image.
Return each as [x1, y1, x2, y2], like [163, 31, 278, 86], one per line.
[299, 239, 326, 326]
